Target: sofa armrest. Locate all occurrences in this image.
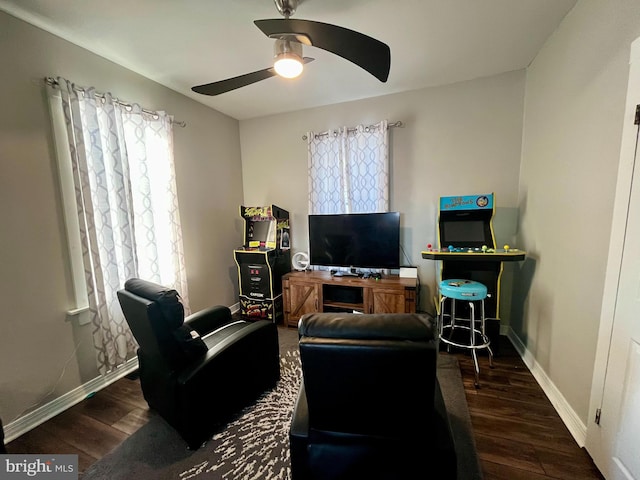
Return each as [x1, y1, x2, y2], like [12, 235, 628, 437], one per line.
[290, 381, 309, 440]
[290, 381, 312, 480]
[432, 379, 458, 480]
[184, 305, 232, 335]
[176, 320, 278, 386]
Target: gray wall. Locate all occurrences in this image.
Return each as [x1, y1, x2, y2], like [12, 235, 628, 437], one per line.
[239, 70, 526, 318]
[515, 0, 640, 425]
[0, 11, 244, 425]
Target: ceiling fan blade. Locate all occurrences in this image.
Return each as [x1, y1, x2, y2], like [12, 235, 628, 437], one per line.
[192, 57, 315, 96]
[254, 18, 390, 82]
[192, 67, 276, 96]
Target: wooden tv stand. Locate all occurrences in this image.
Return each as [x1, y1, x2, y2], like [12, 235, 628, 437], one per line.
[282, 270, 417, 328]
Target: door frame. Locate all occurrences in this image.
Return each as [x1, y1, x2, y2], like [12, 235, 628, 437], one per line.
[585, 36, 640, 470]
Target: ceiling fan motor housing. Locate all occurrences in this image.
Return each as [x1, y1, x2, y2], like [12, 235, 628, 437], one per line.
[274, 38, 303, 58]
[275, 0, 298, 18]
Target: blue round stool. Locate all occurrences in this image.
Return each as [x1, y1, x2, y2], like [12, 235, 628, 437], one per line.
[439, 279, 494, 387]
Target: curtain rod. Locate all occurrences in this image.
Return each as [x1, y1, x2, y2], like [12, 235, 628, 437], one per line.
[301, 121, 403, 141]
[44, 77, 186, 128]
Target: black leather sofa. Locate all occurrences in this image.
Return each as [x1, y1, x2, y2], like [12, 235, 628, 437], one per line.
[117, 278, 280, 449]
[290, 312, 457, 480]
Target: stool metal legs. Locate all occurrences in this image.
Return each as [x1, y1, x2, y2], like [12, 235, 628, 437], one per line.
[439, 295, 494, 388]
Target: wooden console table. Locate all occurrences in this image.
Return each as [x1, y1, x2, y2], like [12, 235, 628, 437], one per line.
[282, 270, 417, 328]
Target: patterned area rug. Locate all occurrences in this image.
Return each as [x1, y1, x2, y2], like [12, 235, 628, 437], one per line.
[80, 351, 302, 480]
[80, 350, 481, 480]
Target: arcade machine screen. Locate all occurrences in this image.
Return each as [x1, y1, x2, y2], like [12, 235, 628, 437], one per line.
[439, 214, 494, 249]
[246, 220, 275, 248]
[441, 220, 487, 246]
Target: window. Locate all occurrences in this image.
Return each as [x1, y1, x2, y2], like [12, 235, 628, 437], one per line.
[47, 77, 188, 374]
[307, 120, 390, 214]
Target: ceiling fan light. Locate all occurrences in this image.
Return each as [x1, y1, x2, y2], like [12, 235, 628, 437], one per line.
[273, 38, 304, 78]
[274, 54, 304, 78]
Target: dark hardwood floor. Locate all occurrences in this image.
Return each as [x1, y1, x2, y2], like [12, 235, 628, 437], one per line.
[5, 327, 604, 479]
[456, 337, 604, 480]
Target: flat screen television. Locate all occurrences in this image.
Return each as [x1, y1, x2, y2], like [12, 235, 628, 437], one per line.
[308, 212, 401, 270]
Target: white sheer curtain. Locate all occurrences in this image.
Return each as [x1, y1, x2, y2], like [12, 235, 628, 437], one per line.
[48, 77, 189, 375]
[307, 120, 389, 214]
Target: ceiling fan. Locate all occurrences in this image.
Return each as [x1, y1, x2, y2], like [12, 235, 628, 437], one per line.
[191, 0, 391, 96]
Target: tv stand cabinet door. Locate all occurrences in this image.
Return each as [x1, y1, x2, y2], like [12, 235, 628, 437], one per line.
[283, 278, 320, 327]
[367, 286, 415, 314]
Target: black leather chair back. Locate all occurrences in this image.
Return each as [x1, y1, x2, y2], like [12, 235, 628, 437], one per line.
[298, 313, 438, 438]
[117, 278, 204, 370]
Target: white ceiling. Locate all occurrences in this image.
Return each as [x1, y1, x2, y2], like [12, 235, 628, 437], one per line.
[0, 0, 577, 120]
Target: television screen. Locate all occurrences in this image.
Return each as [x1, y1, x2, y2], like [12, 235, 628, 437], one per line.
[308, 212, 401, 269]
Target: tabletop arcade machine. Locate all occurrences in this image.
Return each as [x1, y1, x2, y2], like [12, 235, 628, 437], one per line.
[421, 193, 525, 353]
[234, 205, 291, 323]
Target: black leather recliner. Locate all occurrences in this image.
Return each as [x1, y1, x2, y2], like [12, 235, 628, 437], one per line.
[290, 312, 457, 480]
[117, 278, 280, 449]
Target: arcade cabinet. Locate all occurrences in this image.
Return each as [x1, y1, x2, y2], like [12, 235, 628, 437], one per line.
[422, 193, 525, 353]
[234, 205, 291, 323]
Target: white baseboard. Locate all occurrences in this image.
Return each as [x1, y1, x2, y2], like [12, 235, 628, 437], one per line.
[506, 328, 587, 447]
[4, 357, 139, 444]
